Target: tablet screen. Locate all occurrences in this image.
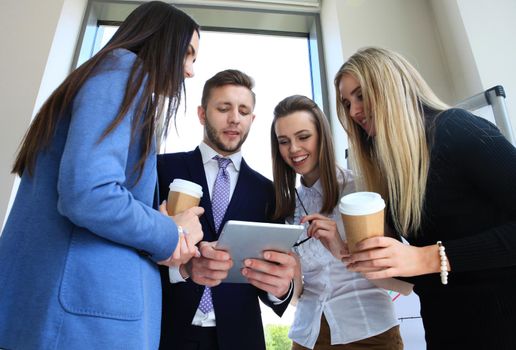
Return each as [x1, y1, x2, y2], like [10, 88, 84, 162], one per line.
[215, 220, 304, 283]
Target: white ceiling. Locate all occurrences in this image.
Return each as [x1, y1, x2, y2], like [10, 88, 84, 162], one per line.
[170, 0, 320, 11]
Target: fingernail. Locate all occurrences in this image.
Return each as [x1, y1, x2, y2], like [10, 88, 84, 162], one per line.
[244, 259, 251, 267]
[264, 252, 270, 260]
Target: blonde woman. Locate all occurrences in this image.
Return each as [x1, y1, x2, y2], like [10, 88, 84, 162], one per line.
[335, 47, 516, 350]
[271, 95, 402, 350]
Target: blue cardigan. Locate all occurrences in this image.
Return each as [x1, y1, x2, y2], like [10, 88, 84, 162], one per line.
[0, 49, 178, 349]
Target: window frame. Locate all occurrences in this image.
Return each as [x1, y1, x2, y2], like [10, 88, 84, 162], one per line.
[74, 0, 329, 116]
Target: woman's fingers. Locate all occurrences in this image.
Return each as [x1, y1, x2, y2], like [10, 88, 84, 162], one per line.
[354, 236, 395, 251]
[307, 218, 337, 237]
[159, 200, 168, 215]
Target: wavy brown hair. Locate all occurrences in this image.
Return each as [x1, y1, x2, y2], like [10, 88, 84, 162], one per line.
[12, 1, 199, 182]
[271, 95, 339, 220]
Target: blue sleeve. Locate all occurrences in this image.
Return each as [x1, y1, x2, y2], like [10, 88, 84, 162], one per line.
[56, 57, 177, 261]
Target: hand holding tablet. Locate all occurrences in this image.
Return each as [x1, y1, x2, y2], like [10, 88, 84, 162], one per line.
[215, 220, 303, 284]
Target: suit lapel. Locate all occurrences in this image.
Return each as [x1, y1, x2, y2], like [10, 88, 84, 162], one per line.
[186, 148, 217, 241]
[187, 152, 255, 239]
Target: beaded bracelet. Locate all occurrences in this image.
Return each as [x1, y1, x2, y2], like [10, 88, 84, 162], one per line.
[436, 241, 449, 285]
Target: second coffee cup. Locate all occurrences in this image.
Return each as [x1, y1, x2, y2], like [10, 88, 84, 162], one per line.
[339, 192, 385, 253]
[167, 179, 203, 216]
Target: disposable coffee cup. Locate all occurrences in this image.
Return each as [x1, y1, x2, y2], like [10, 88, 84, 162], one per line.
[339, 192, 385, 253]
[166, 179, 203, 216]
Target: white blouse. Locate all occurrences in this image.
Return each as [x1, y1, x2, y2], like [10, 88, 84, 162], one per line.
[288, 168, 398, 349]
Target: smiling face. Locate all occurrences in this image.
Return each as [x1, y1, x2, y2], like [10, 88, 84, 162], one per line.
[274, 111, 320, 186]
[198, 84, 255, 156]
[338, 73, 375, 137]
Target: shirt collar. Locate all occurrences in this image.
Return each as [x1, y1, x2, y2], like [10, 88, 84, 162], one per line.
[199, 142, 242, 171]
[299, 176, 323, 196]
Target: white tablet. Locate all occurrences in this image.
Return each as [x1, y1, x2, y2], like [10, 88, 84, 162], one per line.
[215, 220, 304, 283]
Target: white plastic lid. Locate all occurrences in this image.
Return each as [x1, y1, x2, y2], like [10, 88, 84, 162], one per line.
[339, 191, 385, 216]
[168, 179, 203, 198]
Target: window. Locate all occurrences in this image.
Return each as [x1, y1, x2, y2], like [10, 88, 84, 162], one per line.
[79, 1, 327, 342]
[92, 26, 312, 179]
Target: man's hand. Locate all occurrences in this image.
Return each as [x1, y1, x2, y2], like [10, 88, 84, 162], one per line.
[189, 241, 233, 287]
[242, 251, 297, 299]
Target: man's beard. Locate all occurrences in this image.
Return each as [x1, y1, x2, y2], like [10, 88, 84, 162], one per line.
[205, 117, 249, 154]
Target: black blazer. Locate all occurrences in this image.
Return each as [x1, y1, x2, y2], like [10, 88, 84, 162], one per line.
[157, 148, 290, 350]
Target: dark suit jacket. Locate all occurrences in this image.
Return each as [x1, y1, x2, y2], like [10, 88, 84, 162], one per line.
[157, 148, 290, 350]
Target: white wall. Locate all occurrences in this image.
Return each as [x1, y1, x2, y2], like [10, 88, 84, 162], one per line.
[455, 0, 516, 135]
[430, 0, 516, 139]
[0, 0, 87, 228]
[430, 0, 483, 102]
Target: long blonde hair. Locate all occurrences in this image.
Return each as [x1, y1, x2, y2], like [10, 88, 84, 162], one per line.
[334, 47, 448, 236]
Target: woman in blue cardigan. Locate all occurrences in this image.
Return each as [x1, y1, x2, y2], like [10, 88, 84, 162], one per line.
[0, 2, 203, 349]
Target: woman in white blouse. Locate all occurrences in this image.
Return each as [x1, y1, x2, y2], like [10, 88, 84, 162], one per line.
[270, 95, 402, 350]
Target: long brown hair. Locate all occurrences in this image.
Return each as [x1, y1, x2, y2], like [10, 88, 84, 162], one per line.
[271, 95, 339, 220]
[334, 47, 448, 236]
[12, 1, 199, 182]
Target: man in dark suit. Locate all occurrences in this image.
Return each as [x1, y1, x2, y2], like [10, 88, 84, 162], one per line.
[158, 69, 297, 350]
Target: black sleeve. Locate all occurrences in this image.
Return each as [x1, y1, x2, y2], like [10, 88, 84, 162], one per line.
[436, 109, 516, 272]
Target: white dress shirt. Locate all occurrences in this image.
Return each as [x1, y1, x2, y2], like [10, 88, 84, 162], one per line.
[288, 168, 398, 349]
[168, 142, 289, 327]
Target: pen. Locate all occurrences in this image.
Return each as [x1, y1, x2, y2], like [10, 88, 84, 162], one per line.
[293, 235, 311, 247]
[292, 188, 312, 247]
